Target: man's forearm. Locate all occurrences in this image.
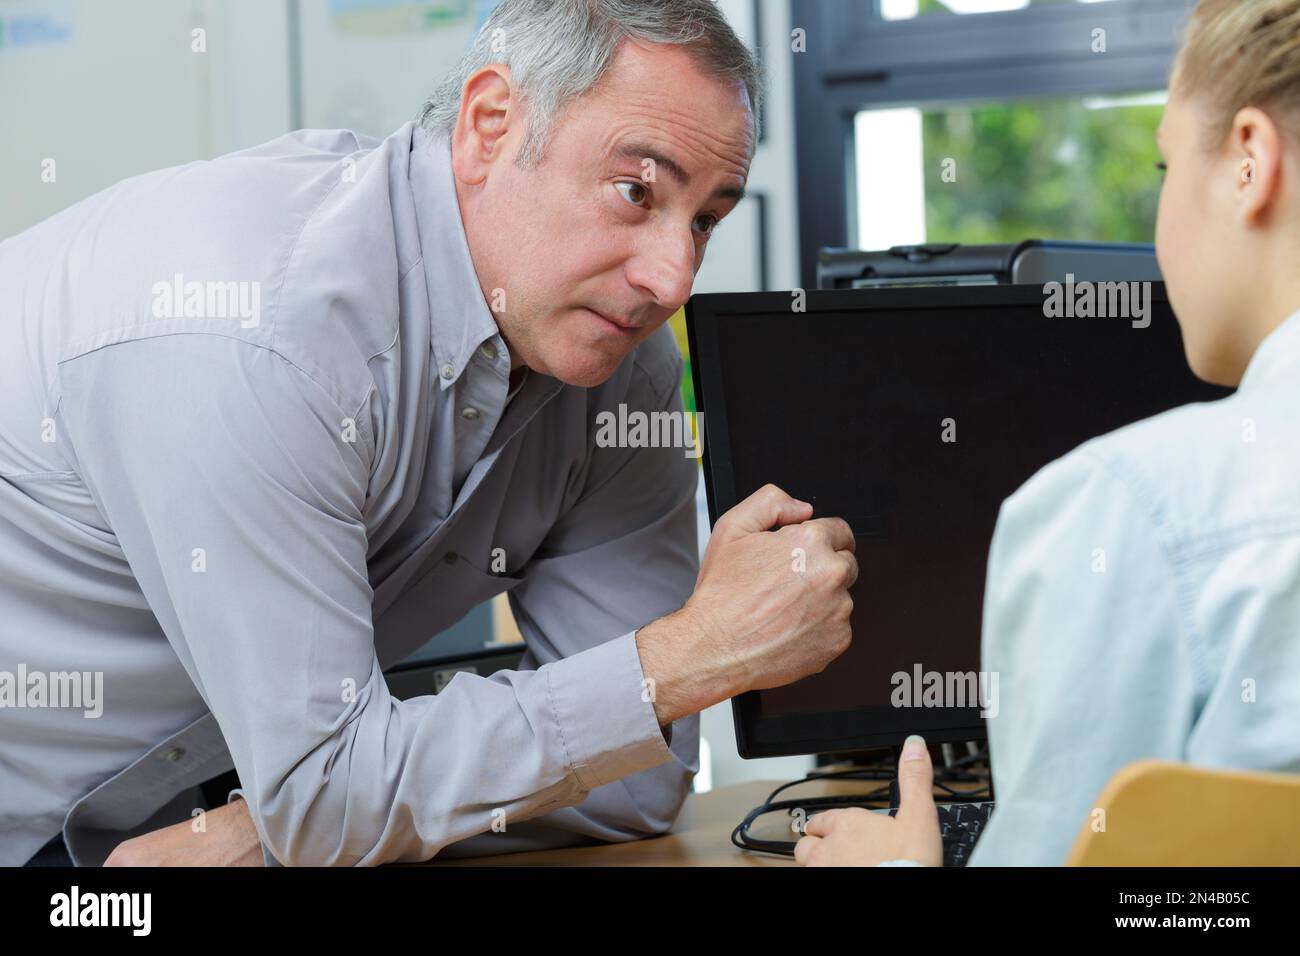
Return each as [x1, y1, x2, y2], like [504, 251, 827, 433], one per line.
[635, 606, 739, 726]
[104, 797, 264, 867]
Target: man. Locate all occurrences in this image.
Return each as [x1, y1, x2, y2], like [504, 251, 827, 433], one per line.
[1, 0, 857, 866]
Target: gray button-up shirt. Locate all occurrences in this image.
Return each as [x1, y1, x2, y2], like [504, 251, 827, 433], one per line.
[0, 121, 700, 866]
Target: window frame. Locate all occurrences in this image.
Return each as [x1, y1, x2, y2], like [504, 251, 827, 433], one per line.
[792, 0, 1196, 286]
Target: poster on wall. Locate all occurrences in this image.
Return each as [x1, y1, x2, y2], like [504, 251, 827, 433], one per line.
[327, 0, 474, 36]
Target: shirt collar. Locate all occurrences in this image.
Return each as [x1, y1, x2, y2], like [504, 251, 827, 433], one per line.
[407, 122, 505, 392]
[505, 368, 529, 405]
[1237, 308, 1300, 393]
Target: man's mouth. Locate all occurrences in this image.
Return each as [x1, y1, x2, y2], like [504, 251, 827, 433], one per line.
[583, 307, 640, 334]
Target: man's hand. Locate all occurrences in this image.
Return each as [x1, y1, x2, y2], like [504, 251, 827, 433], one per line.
[103, 796, 265, 866]
[794, 735, 943, 867]
[636, 484, 857, 724]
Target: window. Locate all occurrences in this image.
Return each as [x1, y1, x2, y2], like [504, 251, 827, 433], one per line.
[880, 0, 1120, 21]
[854, 91, 1165, 250]
[792, 0, 1194, 285]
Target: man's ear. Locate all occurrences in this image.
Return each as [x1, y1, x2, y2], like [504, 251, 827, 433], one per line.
[451, 64, 519, 186]
[1231, 106, 1284, 228]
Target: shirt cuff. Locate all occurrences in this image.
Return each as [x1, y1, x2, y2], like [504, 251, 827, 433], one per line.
[226, 787, 282, 868]
[544, 631, 675, 791]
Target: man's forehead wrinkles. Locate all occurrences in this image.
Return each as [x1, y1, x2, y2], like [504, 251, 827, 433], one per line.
[615, 141, 690, 185]
[628, 106, 752, 153]
[602, 118, 753, 186]
[595, 92, 754, 163]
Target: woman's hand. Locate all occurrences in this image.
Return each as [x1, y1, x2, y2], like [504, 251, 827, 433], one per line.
[794, 734, 943, 867]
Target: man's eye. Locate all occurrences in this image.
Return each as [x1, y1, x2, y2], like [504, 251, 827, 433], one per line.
[693, 214, 719, 237]
[1155, 161, 1168, 174]
[615, 181, 649, 206]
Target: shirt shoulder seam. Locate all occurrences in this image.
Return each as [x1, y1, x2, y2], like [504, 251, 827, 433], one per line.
[57, 331, 374, 465]
[267, 163, 350, 353]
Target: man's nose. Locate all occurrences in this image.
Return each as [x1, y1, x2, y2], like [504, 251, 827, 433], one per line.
[625, 224, 696, 311]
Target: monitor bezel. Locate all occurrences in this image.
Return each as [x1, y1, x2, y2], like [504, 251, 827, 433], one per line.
[686, 282, 1176, 759]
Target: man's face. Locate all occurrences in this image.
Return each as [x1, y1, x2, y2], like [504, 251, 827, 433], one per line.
[457, 41, 755, 388]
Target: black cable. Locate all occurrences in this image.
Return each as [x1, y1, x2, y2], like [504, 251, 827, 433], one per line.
[731, 744, 992, 857]
[730, 791, 891, 856]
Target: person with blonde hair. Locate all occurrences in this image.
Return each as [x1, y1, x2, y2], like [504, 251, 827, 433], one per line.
[797, 0, 1300, 867]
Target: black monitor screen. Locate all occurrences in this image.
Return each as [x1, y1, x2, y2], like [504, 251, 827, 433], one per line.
[687, 285, 1231, 757]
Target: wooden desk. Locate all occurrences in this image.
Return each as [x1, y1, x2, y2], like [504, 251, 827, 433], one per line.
[418, 777, 891, 867]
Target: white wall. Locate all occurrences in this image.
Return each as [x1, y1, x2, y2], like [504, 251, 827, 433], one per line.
[213, 0, 292, 152]
[1, 0, 220, 238]
[693, 0, 815, 791]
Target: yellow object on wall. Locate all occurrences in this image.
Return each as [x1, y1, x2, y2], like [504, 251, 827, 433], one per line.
[668, 307, 690, 359]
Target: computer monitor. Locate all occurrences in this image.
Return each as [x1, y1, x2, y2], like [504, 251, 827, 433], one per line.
[687, 283, 1231, 759]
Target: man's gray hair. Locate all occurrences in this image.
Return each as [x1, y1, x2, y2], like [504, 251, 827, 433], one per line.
[417, 0, 762, 166]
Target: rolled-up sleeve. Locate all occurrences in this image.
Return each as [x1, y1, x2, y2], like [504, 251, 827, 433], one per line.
[56, 333, 682, 865]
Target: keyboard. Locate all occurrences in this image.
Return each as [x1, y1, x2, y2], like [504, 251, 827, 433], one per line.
[873, 800, 995, 867]
[938, 801, 994, 866]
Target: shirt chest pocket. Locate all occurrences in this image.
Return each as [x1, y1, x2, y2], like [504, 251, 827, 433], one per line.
[372, 555, 523, 669]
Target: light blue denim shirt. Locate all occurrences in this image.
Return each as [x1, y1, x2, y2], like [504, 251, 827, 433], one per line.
[0, 122, 699, 866]
[969, 310, 1300, 865]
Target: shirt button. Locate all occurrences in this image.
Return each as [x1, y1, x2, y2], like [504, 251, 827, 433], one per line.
[440, 363, 455, 380]
[479, 342, 498, 361]
[165, 747, 186, 762]
[461, 407, 480, 421]
[443, 552, 458, 564]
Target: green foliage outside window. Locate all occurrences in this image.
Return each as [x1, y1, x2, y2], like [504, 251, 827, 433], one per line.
[920, 96, 1165, 245]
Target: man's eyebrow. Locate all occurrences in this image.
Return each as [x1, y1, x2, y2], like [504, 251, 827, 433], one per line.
[614, 141, 747, 203]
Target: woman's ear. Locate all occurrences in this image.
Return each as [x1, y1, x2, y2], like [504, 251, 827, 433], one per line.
[1231, 106, 1284, 227]
[451, 64, 519, 187]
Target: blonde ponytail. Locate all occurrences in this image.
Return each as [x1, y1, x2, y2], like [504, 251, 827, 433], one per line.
[1176, 0, 1300, 145]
